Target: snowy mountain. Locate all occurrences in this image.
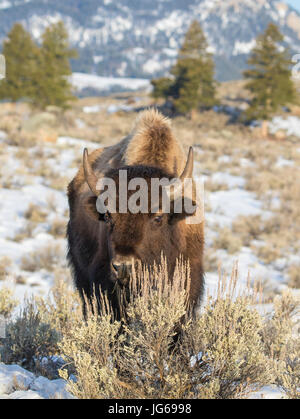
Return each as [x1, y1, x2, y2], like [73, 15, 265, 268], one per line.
[0, 0, 299, 81]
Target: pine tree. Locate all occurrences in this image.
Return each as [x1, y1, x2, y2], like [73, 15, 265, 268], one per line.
[0, 23, 39, 102]
[152, 21, 217, 118]
[151, 77, 174, 100]
[32, 21, 77, 109]
[244, 23, 297, 136]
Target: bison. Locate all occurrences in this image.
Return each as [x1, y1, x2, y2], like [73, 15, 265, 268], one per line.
[67, 109, 204, 318]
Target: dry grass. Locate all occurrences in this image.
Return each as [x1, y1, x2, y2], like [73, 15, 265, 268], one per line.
[0, 300, 60, 370]
[232, 215, 263, 247]
[204, 179, 229, 192]
[0, 257, 12, 281]
[48, 176, 70, 192]
[13, 222, 36, 242]
[0, 287, 18, 318]
[21, 243, 66, 272]
[48, 217, 66, 238]
[213, 227, 243, 255]
[204, 248, 219, 273]
[24, 203, 48, 224]
[262, 290, 300, 399]
[288, 265, 300, 289]
[35, 271, 81, 338]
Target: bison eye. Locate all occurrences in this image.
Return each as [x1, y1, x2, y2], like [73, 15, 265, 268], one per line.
[153, 215, 163, 225]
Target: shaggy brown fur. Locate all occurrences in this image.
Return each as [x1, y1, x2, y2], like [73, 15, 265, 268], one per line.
[67, 109, 204, 318]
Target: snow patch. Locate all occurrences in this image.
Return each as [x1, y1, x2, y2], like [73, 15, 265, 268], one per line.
[71, 72, 150, 93]
[269, 116, 300, 137]
[0, 363, 72, 399]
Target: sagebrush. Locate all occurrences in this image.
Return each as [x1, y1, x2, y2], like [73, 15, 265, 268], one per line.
[1, 261, 299, 399]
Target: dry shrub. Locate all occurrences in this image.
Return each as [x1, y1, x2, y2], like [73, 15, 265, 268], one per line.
[0, 287, 18, 318]
[195, 150, 226, 174]
[59, 305, 122, 399]
[15, 147, 31, 161]
[13, 221, 36, 242]
[7, 130, 37, 148]
[91, 112, 136, 145]
[183, 306, 272, 397]
[33, 160, 56, 179]
[288, 265, 300, 289]
[1, 300, 59, 370]
[0, 256, 12, 281]
[204, 179, 229, 193]
[24, 203, 48, 223]
[262, 291, 300, 399]
[35, 271, 82, 337]
[21, 243, 66, 272]
[48, 176, 70, 191]
[204, 248, 219, 272]
[48, 217, 66, 238]
[59, 258, 191, 399]
[275, 341, 300, 399]
[232, 203, 299, 271]
[58, 261, 288, 399]
[262, 290, 299, 360]
[0, 114, 21, 134]
[245, 170, 288, 197]
[0, 260, 298, 399]
[252, 243, 282, 264]
[214, 227, 243, 254]
[232, 215, 263, 247]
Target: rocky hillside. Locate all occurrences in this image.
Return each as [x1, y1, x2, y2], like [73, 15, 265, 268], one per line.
[0, 1, 299, 80]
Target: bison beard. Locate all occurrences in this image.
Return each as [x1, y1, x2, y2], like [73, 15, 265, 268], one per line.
[67, 109, 204, 319]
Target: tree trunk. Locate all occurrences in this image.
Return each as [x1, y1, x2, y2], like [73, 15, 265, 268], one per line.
[261, 120, 269, 138]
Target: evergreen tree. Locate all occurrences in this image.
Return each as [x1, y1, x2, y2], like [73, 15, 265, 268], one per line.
[151, 20, 217, 118]
[0, 23, 39, 102]
[32, 21, 77, 109]
[151, 77, 174, 100]
[244, 23, 297, 135]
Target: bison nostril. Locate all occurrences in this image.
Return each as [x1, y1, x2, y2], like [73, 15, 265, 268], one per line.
[111, 260, 132, 285]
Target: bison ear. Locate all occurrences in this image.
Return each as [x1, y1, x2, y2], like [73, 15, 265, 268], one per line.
[83, 195, 104, 222]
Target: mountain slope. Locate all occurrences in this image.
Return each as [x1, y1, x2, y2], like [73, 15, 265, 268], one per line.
[0, 0, 299, 81]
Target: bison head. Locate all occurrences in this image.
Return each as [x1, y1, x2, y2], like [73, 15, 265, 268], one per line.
[82, 147, 197, 283]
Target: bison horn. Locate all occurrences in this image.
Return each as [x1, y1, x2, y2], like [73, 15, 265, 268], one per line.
[180, 147, 194, 181]
[83, 148, 100, 196]
[162, 147, 194, 203]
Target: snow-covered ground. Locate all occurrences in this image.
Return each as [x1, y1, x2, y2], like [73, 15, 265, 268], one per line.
[269, 115, 300, 138]
[0, 137, 82, 302]
[0, 362, 285, 399]
[200, 172, 290, 300]
[0, 364, 72, 399]
[0, 134, 293, 303]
